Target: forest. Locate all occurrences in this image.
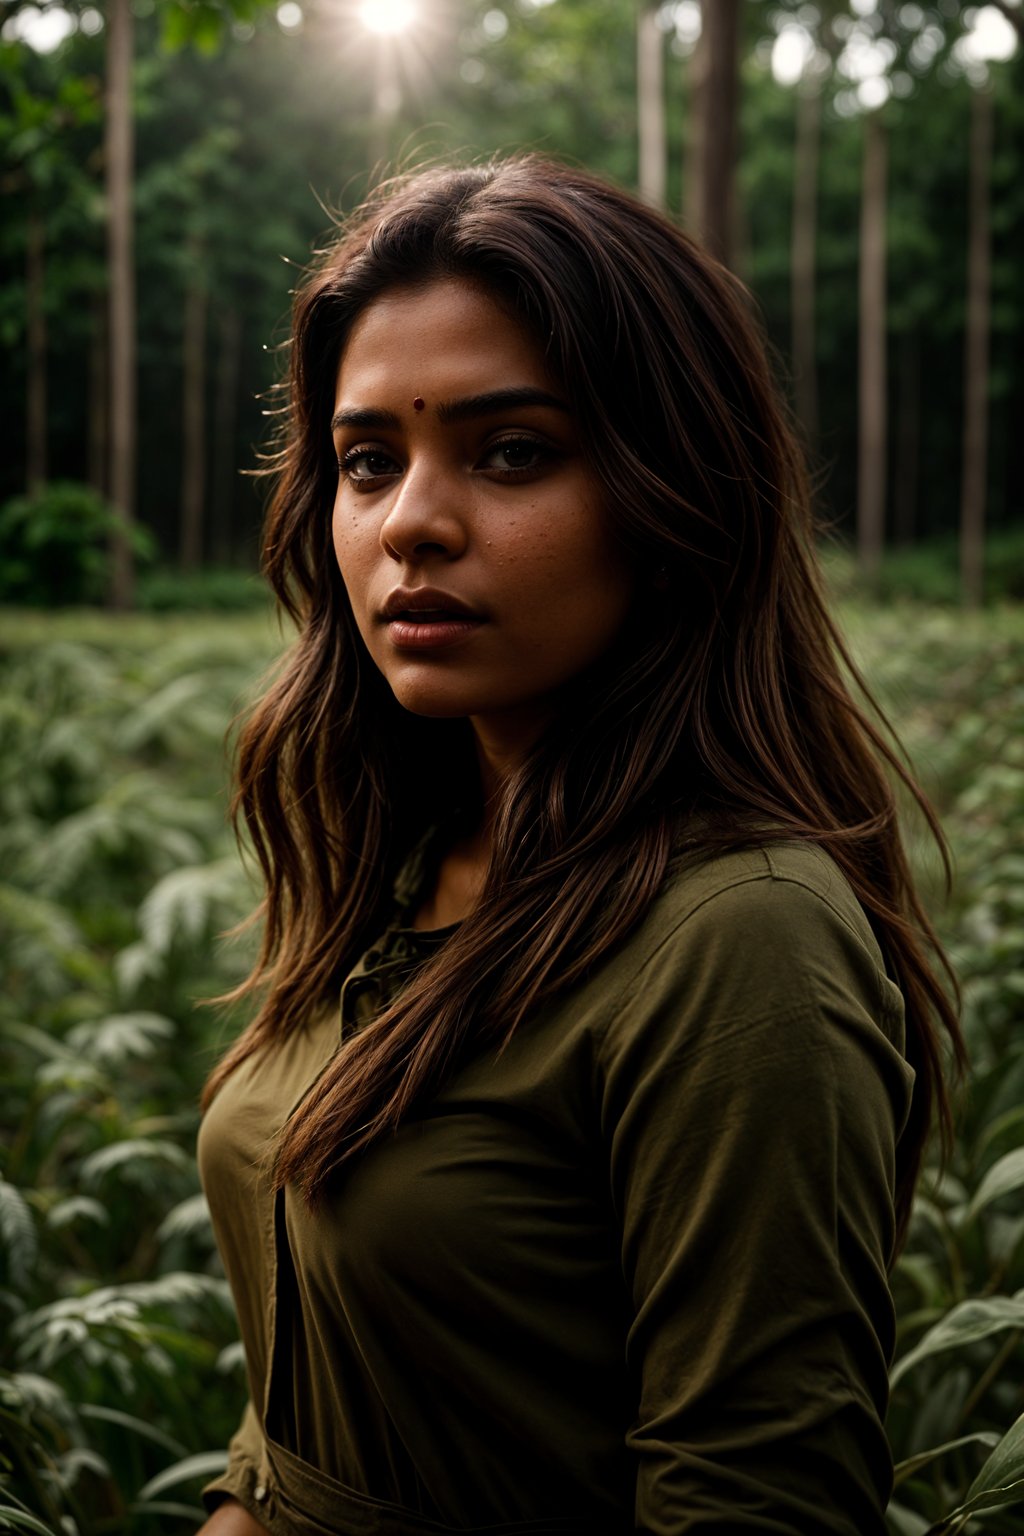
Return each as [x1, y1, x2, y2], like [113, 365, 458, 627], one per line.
[1, 0, 1022, 599]
[2, 2, 1024, 1534]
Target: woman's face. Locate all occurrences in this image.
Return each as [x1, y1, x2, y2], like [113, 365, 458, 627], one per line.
[331, 278, 635, 749]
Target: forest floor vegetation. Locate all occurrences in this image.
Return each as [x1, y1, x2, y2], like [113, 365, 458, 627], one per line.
[1, 599, 1023, 1536]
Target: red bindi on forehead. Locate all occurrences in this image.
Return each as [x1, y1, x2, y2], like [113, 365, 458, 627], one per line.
[413, 397, 425, 411]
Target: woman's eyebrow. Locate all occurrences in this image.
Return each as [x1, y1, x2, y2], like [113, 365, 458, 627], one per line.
[332, 406, 401, 431]
[435, 387, 569, 423]
[331, 387, 568, 434]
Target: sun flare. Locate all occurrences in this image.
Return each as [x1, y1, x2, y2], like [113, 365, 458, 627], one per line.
[358, 0, 418, 37]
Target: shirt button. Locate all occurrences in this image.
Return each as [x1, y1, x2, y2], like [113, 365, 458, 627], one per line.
[253, 1482, 268, 1503]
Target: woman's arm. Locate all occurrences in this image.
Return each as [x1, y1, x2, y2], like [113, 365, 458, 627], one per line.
[196, 1498, 269, 1535]
[597, 855, 914, 1534]
[199, 1398, 267, 1530]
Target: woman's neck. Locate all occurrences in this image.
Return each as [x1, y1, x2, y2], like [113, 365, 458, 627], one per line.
[412, 718, 535, 931]
[412, 823, 490, 930]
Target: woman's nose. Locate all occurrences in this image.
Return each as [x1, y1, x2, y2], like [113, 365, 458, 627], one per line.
[379, 461, 468, 564]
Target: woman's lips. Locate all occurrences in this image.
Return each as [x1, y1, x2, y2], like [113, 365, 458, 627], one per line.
[380, 588, 484, 650]
[385, 613, 484, 650]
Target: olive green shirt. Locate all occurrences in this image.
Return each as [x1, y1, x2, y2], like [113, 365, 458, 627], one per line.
[197, 843, 913, 1535]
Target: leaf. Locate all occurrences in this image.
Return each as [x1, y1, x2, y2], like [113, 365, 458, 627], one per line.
[890, 1293, 1024, 1389]
[0, 1504, 62, 1535]
[136, 1449, 229, 1501]
[0, 884, 80, 953]
[123, 1271, 231, 1313]
[893, 1251, 947, 1311]
[79, 1403, 186, 1458]
[976, 1104, 1024, 1164]
[893, 1430, 1002, 1485]
[45, 1197, 109, 1231]
[0, 1179, 38, 1292]
[3, 1021, 71, 1062]
[925, 1478, 1024, 1533]
[886, 1503, 931, 1536]
[964, 1408, 1024, 1506]
[115, 673, 223, 754]
[0, 1371, 77, 1430]
[967, 1148, 1024, 1221]
[130, 1500, 207, 1520]
[160, 2, 194, 53]
[156, 1192, 212, 1244]
[113, 939, 164, 996]
[216, 1339, 246, 1375]
[65, 1011, 175, 1068]
[79, 1139, 190, 1186]
[12, 1273, 232, 1371]
[137, 858, 246, 956]
[56, 1445, 110, 1484]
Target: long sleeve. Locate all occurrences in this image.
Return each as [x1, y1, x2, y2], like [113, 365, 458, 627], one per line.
[596, 857, 914, 1534]
[201, 1397, 265, 1515]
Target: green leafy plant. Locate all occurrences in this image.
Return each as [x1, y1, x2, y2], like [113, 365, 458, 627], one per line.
[0, 483, 156, 608]
[1, 602, 1023, 1534]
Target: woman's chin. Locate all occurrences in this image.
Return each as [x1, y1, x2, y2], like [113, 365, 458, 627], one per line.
[389, 683, 481, 721]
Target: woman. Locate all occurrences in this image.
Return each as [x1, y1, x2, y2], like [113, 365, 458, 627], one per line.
[196, 157, 962, 1536]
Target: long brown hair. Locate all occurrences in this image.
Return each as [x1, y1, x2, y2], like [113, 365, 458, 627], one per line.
[205, 156, 962, 1249]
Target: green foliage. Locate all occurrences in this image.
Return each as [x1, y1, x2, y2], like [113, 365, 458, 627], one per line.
[2, 2, 1021, 563]
[135, 566, 271, 612]
[838, 603, 1024, 1533]
[0, 483, 156, 607]
[0, 608, 277, 1534]
[1, 600, 1023, 1532]
[826, 531, 1024, 608]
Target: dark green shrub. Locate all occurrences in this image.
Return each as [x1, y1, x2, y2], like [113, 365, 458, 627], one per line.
[0, 482, 155, 607]
[136, 566, 269, 612]
[823, 532, 1024, 608]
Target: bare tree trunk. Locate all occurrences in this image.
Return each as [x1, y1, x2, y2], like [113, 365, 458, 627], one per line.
[857, 110, 887, 584]
[683, 22, 708, 233]
[697, 0, 741, 265]
[960, 84, 993, 609]
[106, 0, 136, 608]
[87, 295, 108, 495]
[212, 306, 242, 565]
[893, 332, 920, 547]
[180, 254, 207, 571]
[791, 84, 820, 447]
[637, 3, 666, 209]
[26, 208, 47, 492]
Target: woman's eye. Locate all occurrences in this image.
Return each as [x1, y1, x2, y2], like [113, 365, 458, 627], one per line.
[339, 448, 399, 483]
[480, 437, 551, 475]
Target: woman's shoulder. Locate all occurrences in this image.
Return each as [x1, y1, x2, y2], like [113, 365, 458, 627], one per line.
[590, 838, 905, 1055]
[635, 841, 878, 958]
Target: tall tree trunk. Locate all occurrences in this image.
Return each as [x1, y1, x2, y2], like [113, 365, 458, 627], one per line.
[637, 3, 666, 209]
[212, 306, 242, 565]
[857, 110, 887, 584]
[683, 22, 708, 233]
[87, 294, 108, 495]
[893, 332, 920, 547]
[26, 208, 47, 492]
[180, 254, 207, 571]
[791, 84, 820, 448]
[696, 0, 741, 265]
[960, 85, 993, 609]
[106, 0, 136, 609]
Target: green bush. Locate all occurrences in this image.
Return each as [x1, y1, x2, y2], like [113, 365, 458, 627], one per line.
[824, 531, 1024, 608]
[0, 483, 155, 607]
[135, 566, 269, 613]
